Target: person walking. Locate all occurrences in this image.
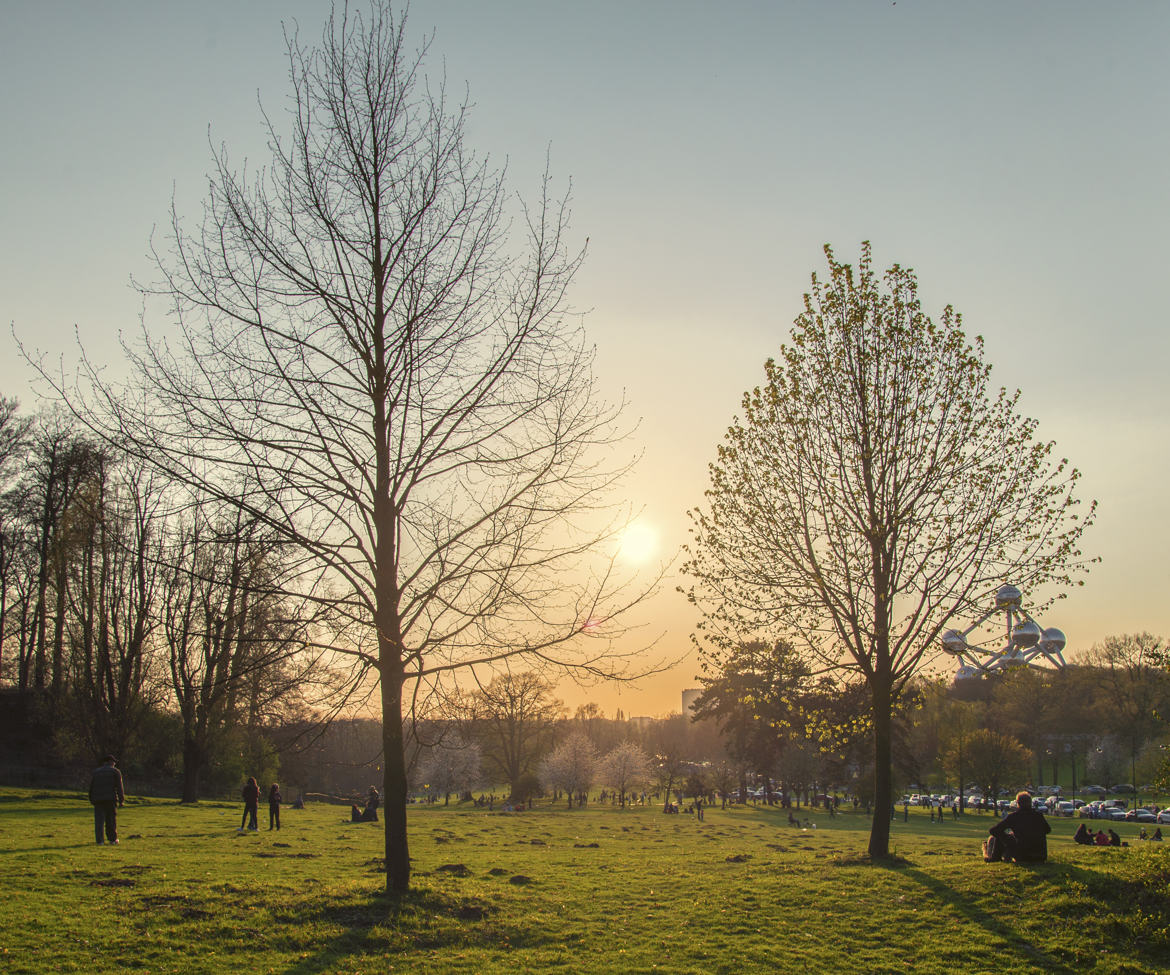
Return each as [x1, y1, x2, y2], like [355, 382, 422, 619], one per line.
[88, 755, 125, 846]
[268, 783, 282, 831]
[240, 776, 260, 832]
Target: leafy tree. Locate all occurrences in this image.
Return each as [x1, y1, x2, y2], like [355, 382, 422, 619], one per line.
[966, 728, 1030, 802]
[685, 242, 1095, 857]
[51, 2, 645, 891]
[691, 640, 811, 801]
[1085, 633, 1169, 792]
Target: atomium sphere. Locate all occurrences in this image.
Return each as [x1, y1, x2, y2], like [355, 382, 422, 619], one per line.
[1012, 620, 1042, 648]
[941, 629, 968, 655]
[1039, 628, 1067, 654]
[955, 665, 979, 681]
[995, 584, 1022, 609]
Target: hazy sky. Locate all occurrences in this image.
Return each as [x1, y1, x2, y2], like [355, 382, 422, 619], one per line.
[3, 1, 1167, 716]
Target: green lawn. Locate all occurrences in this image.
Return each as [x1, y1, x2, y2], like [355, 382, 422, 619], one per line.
[2, 789, 1168, 974]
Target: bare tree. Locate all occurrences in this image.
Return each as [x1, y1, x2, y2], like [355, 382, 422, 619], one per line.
[161, 500, 325, 802]
[63, 453, 168, 759]
[966, 728, 1030, 802]
[685, 243, 1095, 857]
[53, 2, 646, 890]
[0, 397, 32, 681]
[470, 671, 564, 799]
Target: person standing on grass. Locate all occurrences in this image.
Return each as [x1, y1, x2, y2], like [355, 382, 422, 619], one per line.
[88, 755, 125, 846]
[268, 783, 282, 831]
[240, 776, 260, 831]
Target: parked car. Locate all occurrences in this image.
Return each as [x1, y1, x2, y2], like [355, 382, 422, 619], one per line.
[1156, 809, 1170, 825]
[1126, 808, 1157, 823]
[1055, 801, 1076, 817]
[1081, 785, 1107, 796]
[1111, 784, 1136, 794]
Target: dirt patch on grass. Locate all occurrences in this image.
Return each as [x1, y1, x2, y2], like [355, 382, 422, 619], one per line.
[435, 863, 472, 877]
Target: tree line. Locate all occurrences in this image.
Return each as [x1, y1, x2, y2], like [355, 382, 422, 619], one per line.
[0, 400, 332, 800]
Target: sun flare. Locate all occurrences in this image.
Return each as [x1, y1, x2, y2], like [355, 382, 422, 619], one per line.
[618, 520, 658, 564]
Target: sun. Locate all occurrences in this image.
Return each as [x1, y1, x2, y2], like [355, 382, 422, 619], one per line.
[617, 520, 658, 564]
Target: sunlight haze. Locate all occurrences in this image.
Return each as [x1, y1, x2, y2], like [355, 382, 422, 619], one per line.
[2, 0, 1167, 718]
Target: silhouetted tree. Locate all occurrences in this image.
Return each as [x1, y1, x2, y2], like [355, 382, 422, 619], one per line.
[54, 1, 648, 891]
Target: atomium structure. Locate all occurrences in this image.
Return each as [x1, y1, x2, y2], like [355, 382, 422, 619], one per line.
[940, 584, 1067, 681]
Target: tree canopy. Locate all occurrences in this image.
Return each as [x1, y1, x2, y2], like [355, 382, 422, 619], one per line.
[684, 242, 1095, 857]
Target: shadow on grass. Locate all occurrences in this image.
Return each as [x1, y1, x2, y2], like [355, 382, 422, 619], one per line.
[275, 884, 555, 974]
[825, 851, 1170, 972]
[898, 863, 1080, 973]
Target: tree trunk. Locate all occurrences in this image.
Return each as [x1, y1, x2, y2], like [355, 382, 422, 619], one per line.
[381, 665, 410, 893]
[868, 674, 893, 858]
[181, 737, 203, 803]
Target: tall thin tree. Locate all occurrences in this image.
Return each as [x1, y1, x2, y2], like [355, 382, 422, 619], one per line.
[54, 2, 647, 890]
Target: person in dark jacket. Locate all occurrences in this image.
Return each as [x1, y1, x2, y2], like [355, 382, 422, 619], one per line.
[88, 755, 125, 846]
[240, 777, 260, 831]
[351, 786, 380, 822]
[268, 783, 282, 831]
[988, 791, 1051, 863]
[1074, 823, 1094, 845]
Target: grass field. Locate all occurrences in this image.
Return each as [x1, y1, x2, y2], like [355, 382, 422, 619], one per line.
[2, 788, 1169, 974]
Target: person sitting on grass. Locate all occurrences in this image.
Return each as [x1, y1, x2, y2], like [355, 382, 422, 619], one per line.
[1153, 828, 1164, 842]
[986, 791, 1051, 863]
[1074, 823, 1094, 845]
[1094, 829, 1110, 846]
[351, 786, 380, 822]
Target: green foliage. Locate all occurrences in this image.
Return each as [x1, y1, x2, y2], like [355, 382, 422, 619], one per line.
[4, 787, 1170, 973]
[685, 242, 1097, 856]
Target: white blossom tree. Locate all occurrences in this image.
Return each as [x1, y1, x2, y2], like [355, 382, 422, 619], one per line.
[540, 729, 598, 807]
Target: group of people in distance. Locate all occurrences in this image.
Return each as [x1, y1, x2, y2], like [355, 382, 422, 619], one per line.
[984, 789, 1160, 863]
[87, 755, 377, 843]
[1073, 822, 1162, 846]
[238, 777, 283, 832]
[87, 758, 1148, 860]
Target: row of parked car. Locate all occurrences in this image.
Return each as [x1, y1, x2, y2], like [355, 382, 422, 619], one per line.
[900, 789, 1167, 822]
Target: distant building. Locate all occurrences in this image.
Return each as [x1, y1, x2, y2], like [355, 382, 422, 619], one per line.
[681, 688, 702, 717]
